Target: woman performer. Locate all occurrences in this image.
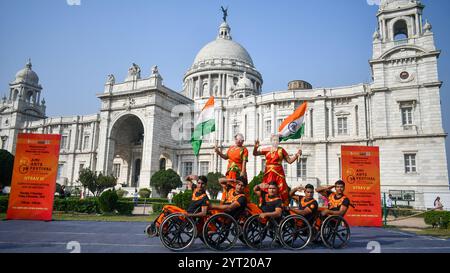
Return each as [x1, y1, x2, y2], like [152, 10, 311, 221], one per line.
[215, 133, 249, 203]
[253, 134, 302, 206]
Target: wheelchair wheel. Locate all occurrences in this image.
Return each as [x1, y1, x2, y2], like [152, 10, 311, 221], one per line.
[320, 215, 350, 249]
[278, 215, 312, 250]
[243, 215, 268, 249]
[202, 213, 240, 251]
[145, 222, 158, 238]
[159, 213, 197, 251]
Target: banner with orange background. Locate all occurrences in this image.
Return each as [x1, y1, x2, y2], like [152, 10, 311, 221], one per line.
[341, 146, 382, 227]
[6, 133, 61, 221]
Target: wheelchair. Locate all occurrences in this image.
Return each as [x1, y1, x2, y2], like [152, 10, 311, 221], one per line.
[276, 207, 351, 250]
[314, 213, 351, 249]
[145, 205, 206, 251]
[201, 203, 261, 251]
[243, 208, 313, 250]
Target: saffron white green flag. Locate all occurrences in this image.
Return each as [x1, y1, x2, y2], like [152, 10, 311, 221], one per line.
[191, 96, 216, 156]
[278, 102, 308, 142]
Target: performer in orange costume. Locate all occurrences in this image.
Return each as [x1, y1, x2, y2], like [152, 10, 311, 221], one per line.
[215, 133, 249, 203]
[253, 134, 302, 206]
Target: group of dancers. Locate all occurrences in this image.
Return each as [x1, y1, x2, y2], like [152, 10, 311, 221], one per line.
[154, 133, 351, 230]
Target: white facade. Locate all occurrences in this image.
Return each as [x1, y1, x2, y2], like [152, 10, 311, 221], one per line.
[0, 0, 448, 208]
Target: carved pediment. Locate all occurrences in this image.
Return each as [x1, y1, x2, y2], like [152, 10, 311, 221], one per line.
[380, 46, 427, 61]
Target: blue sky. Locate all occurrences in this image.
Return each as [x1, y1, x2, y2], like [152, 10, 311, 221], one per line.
[0, 0, 449, 175]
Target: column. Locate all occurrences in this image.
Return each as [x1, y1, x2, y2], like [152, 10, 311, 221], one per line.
[419, 14, 423, 34]
[224, 74, 228, 97]
[197, 77, 201, 98]
[208, 74, 212, 96]
[271, 103, 276, 135]
[415, 14, 420, 36]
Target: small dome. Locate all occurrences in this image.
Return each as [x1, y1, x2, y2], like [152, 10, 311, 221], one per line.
[14, 60, 39, 85]
[235, 72, 253, 90]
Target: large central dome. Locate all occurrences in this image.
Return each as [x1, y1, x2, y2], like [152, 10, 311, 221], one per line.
[183, 19, 263, 100]
[193, 22, 254, 66]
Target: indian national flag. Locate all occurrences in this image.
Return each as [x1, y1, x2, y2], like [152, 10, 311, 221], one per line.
[278, 102, 308, 142]
[191, 96, 216, 156]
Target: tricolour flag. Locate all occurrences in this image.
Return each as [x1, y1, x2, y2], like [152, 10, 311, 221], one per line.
[191, 96, 216, 156]
[278, 102, 308, 142]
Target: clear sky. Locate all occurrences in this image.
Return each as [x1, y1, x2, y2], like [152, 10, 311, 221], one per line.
[0, 0, 449, 175]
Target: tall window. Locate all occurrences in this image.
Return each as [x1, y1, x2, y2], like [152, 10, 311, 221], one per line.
[261, 159, 266, 172]
[265, 120, 272, 138]
[232, 124, 239, 138]
[283, 162, 289, 176]
[310, 110, 314, 138]
[182, 162, 193, 178]
[200, 161, 209, 176]
[337, 117, 348, 135]
[159, 158, 166, 170]
[57, 164, 64, 178]
[401, 106, 413, 126]
[277, 119, 283, 131]
[113, 164, 121, 178]
[404, 154, 417, 173]
[297, 158, 307, 179]
[1, 136, 7, 149]
[79, 163, 85, 174]
[60, 135, 68, 150]
[83, 135, 90, 150]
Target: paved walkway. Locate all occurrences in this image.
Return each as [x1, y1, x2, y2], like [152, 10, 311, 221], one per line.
[0, 220, 449, 253]
[386, 216, 430, 229]
[132, 205, 153, 215]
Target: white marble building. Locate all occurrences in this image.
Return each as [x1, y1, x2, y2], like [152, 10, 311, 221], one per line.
[0, 0, 448, 208]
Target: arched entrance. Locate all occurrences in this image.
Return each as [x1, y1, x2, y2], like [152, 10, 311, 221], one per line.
[109, 114, 144, 187]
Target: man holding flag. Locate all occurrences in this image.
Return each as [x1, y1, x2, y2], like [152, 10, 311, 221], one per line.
[252, 102, 307, 206]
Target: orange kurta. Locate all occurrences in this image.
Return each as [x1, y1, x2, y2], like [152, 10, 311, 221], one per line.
[261, 147, 290, 206]
[226, 145, 249, 179]
[220, 145, 249, 204]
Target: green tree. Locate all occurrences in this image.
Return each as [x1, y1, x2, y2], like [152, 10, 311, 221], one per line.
[77, 168, 97, 196]
[77, 169, 117, 197]
[248, 171, 264, 204]
[150, 169, 182, 198]
[0, 149, 14, 188]
[138, 188, 151, 198]
[96, 173, 117, 196]
[206, 172, 224, 200]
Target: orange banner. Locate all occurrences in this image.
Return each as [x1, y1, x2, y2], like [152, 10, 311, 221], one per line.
[341, 146, 382, 227]
[6, 133, 61, 221]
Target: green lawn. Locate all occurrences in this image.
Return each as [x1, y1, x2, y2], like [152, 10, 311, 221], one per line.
[384, 225, 450, 239]
[414, 228, 450, 239]
[0, 212, 158, 222]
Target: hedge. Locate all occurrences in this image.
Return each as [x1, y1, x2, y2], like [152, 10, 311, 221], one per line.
[121, 197, 169, 204]
[152, 202, 172, 213]
[172, 190, 192, 210]
[0, 196, 8, 213]
[99, 190, 118, 213]
[116, 201, 135, 215]
[2, 196, 135, 215]
[424, 211, 450, 228]
[54, 198, 100, 214]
